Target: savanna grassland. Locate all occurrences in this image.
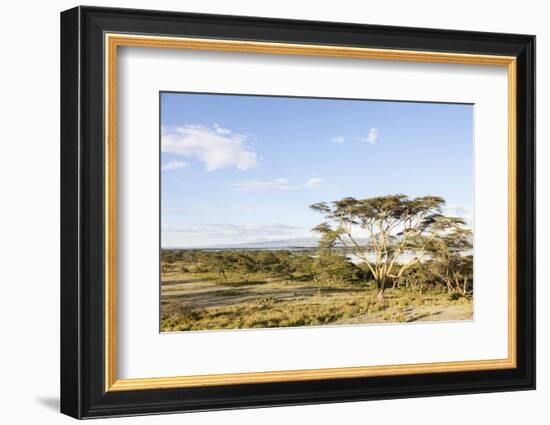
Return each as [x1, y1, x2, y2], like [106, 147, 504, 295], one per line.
[160, 248, 473, 332]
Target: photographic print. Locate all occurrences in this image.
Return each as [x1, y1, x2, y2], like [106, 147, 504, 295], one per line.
[160, 92, 474, 332]
[61, 9, 535, 417]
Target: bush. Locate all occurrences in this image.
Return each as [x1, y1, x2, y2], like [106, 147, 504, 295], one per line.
[312, 251, 358, 284]
[448, 292, 462, 301]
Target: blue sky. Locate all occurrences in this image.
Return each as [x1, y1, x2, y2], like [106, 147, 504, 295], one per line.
[161, 92, 473, 248]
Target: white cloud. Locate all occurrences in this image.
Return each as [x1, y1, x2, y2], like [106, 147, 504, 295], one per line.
[162, 124, 258, 171]
[442, 204, 473, 226]
[231, 178, 292, 192]
[363, 127, 379, 144]
[161, 222, 310, 247]
[230, 177, 325, 192]
[442, 204, 466, 216]
[304, 177, 324, 189]
[331, 136, 345, 144]
[165, 222, 302, 237]
[161, 160, 188, 171]
[213, 123, 232, 135]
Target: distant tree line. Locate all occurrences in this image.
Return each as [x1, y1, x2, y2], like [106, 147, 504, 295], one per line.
[161, 248, 362, 284]
[161, 248, 471, 296]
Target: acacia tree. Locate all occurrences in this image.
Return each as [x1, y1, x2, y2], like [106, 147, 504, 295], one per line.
[208, 253, 231, 281]
[161, 251, 176, 276]
[428, 226, 473, 294]
[310, 194, 470, 299]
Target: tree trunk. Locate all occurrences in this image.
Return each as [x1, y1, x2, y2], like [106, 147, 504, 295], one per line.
[376, 278, 386, 300]
[454, 277, 461, 294]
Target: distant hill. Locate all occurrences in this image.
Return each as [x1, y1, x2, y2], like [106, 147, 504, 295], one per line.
[166, 237, 370, 250]
[208, 237, 321, 249]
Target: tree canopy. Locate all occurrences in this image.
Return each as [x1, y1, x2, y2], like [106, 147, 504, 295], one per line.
[310, 194, 472, 298]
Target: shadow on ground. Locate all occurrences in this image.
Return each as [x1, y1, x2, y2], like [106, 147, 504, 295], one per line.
[35, 396, 59, 412]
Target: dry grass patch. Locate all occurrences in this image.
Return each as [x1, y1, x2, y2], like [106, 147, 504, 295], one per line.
[161, 272, 472, 332]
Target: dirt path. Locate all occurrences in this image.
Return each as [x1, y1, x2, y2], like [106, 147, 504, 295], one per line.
[334, 303, 472, 325]
[161, 278, 358, 309]
[406, 304, 473, 322]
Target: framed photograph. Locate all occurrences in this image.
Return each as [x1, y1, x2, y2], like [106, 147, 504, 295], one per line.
[60, 6, 535, 419]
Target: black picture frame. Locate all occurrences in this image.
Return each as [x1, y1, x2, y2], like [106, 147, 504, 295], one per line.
[61, 5, 535, 419]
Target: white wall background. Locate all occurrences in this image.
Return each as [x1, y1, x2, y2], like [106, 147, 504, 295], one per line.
[0, 0, 545, 423]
